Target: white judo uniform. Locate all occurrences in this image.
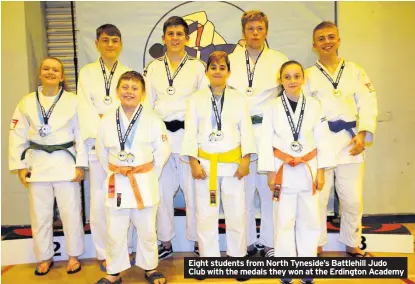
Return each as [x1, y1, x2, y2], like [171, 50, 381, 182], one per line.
[95, 104, 171, 274]
[304, 58, 378, 248]
[77, 59, 136, 260]
[181, 86, 256, 257]
[258, 93, 335, 257]
[228, 45, 288, 248]
[9, 87, 88, 261]
[144, 53, 209, 243]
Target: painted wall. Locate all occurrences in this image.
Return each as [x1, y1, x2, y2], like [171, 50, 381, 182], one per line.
[1, 2, 47, 225]
[338, 2, 415, 214]
[1, 2, 414, 225]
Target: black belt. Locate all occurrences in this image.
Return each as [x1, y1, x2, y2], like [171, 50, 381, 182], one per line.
[164, 120, 185, 132]
[251, 115, 263, 125]
[21, 141, 76, 162]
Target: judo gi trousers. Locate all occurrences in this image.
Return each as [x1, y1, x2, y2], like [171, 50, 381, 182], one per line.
[319, 162, 365, 247]
[89, 153, 137, 260]
[105, 205, 158, 274]
[157, 153, 197, 242]
[195, 176, 246, 257]
[28, 181, 85, 261]
[273, 188, 320, 257]
[246, 160, 274, 248]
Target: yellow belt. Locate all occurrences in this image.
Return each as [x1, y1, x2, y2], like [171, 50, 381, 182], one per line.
[198, 146, 242, 206]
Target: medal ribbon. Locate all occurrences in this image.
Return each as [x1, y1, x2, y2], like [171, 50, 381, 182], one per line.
[36, 88, 64, 125]
[210, 87, 225, 131]
[245, 48, 264, 88]
[315, 61, 345, 91]
[164, 53, 189, 87]
[116, 105, 143, 151]
[99, 58, 118, 98]
[281, 94, 306, 142]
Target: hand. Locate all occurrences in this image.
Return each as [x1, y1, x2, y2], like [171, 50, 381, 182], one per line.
[189, 158, 207, 180]
[267, 171, 277, 191]
[71, 168, 85, 182]
[349, 131, 366, 156]
[234, 163, 249, 180]
[316, 169, 325, 191]
[234, 155, 250, 180]
[18, 168, 29, 187]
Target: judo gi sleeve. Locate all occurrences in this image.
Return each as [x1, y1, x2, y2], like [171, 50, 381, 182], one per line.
[180, 96, 199, 159]
[257, 105, 277, 173]
[354, 66, 379, 143]
[77, 67, 101, 141]
[9, 100, 30, 170]
[72, 110, 89, 168]
[239, 97, 257, 157]
[313, 101, 336, 169]
[95, 119, 110, 174]
[152, 116, 172, 179]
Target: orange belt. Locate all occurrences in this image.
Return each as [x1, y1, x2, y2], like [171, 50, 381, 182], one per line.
[108, 162, 153, 209]
[272, 148, 317, 201]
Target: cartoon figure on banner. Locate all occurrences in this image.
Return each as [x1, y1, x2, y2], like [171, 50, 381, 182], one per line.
[148, 11, 268, 63]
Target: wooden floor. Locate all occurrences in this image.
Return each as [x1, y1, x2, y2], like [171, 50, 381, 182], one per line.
[2, 223, 415, 284]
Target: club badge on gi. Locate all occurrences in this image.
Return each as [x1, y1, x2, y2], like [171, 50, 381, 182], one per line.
[39, 124, 52, 137]
[291, 141, 303, 153]
[126, 153, 135, 163]
[103, 96, 113, 104]
[166, 86, 176, 95]
[245, 87, 254, 96]
[118, 150, 128, 161]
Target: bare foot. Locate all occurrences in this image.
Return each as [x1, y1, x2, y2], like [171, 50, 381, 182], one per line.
[66, 256, 81, 273]
[36, 258, 53, 274]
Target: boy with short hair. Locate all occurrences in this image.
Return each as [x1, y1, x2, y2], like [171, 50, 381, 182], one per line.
[228, 10, 288, 257]
[144, 16, 208, 259]
[77, 24, 136, 270]
[304, 21, 378, 258]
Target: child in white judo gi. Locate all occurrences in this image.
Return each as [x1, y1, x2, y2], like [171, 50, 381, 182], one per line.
[228, 10, 288, 257]
[144, 16, 208, 259]
[77, 24, 137, 271]
[9, 57, 87, 275]
[181, 51, 256, 281]
[95, 71, 171, 284]
[304, 21, 378, 258]
[258, 60, 335, 284]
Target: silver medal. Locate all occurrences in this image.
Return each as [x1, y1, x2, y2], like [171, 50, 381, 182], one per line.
[291, 141, 303, 153]
[39, 129, 47, 137]
[103, 96, 113, 104]
[209, 132, 217, 142]
[118, 150, 128, 161]
[126, 153, 135, 163]
[39, 125, 51, 137]
[166, 86, 176, 95]
[246, 87, 254, 96]
[215, 130, 224, 141]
